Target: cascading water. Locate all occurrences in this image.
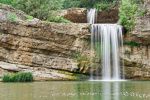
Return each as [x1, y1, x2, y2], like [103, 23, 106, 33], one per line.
[88, 9, 125, 81]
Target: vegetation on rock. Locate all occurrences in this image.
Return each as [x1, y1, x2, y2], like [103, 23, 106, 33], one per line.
[26, 15, 33, 20]
[124, 41, 140, 47]
[7, 13, 19, 22]
[118, 0, 146, 31]
[2, 72, 34, 82]
[125, 50, 130, 55]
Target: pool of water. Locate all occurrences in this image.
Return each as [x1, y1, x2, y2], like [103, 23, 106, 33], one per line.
[0, 81, 150, 100]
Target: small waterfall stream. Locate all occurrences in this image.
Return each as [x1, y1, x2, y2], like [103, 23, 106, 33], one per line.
[88, 9, 125, 81]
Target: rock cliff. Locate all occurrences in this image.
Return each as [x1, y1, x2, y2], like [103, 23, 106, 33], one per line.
[56, 7, 119, 23]
[0, 3, 91, 81]
[1, 1, 150, 81]
[122, 0, 150, 80]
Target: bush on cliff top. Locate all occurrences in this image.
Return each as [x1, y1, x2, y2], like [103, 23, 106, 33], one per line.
[2, 72, 34, 82]
[118, 0, 146, 31]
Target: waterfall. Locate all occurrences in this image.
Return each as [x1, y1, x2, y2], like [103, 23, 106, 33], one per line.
[88, 9, 125, 81]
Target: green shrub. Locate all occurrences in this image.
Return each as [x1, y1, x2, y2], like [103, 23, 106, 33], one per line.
[15, 0, 64, 20]
[124, 41, 140, 47]
[0, 0, 18, 7]
[125, 50, 130, 55]
[44, 20, 50, 24]
[63, 0, 116, 9]
[136, 9, 147, 17]
[2, 72, 34, 82]
[48, 14, 71, 23]
[2, 75, 10, 82]
[7, 13, 18, 22]
[96, 1, 110, 12]
[26, 15, 33, 20]
[118, 0, 145, 31]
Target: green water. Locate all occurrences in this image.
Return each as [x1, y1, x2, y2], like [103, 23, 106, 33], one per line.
[0, 81, 150, 100]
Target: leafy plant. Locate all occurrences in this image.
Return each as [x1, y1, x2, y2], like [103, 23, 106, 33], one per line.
[15, 0, 64, 20]
[136, 9, 147, 17]
[125, 50, 130, 55]
[124, 41, 140, 47]
[44, 20, 50, 24]
[96, 1, 110, 12]
[0, 0, 18, 7]
[7, 13, 18, 22]
[48, 14, 71, 23]
[26, 15, 33, 20]
[118, 0, 145, 31]
[63, 0, 117, 9]
[2, 72, 34, 82]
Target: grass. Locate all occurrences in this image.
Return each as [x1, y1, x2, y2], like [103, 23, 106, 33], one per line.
[7, 13, 18, 22]
[71, 53, 88, 61]
[26, 15, 33, 20]
[2, 72, 34, 82]
[44, 20, 50, 24]
[125, 50, 130, 55]
[48, 14, 71, 23]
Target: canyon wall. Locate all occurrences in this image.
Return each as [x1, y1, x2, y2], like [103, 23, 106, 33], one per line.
[1, 1, 150, 81]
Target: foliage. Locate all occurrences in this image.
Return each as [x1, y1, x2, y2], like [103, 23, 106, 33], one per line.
[125, 50, 130, 55]
[48, 14, 71, 23]
[0, 0, 17, 7]
[26, 15, 33, 20]
[118, 0, 137, 31]
[136, 9, 147, 17]
[2, 72, 34, 82]
[124, 41, 140, 47]
[15, 0, 64, 20]
[130, 0, 143, 4]
[63, 0, 117, 9]
[71, 53, 88, 61]
[118, 0, 145, 31]
[44, 20, 50, 24]
[96, 1, 110, 12]
[7, 13, 18, 22]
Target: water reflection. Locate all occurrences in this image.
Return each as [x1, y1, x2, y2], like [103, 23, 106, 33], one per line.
[0, 81, 150, 100]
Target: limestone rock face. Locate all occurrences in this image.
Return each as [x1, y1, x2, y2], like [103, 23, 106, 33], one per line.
[61, 8, 87, 23]
[121, 0, 150, 80]
[0, 13, 91, 80]
[0, 3, 27, 22]
[124, 0, 150, 45]
[97, 7, 119, 23]
[57, 8, 119, 23]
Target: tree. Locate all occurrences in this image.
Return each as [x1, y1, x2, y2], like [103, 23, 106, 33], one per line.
[15, 0, 64, 20]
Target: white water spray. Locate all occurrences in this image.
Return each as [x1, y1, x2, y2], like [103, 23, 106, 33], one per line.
[88, 9, 125, 81]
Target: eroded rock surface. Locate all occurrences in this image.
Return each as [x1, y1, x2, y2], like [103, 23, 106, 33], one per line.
[0, 3, 27, 22]
[56, 7, 119, 23]
[0, 9, 91, 81]
[121, 0, 150, 80]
